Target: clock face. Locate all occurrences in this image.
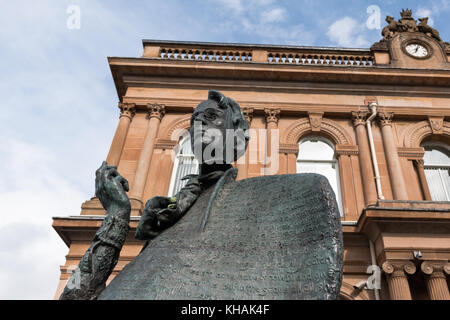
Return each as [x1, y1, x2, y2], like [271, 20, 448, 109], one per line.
[405, 43, 429, 58]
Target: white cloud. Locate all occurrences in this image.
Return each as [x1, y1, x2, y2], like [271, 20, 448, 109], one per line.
[212, 0, 314, 45]
[261, 8, 286, 23]
[327, 17, 370, 48]
[416, 8, 434, 26]
[0, 137, 86, 299]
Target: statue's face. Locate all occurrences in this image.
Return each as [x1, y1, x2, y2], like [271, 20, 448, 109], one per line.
[190, 101, 228, 164]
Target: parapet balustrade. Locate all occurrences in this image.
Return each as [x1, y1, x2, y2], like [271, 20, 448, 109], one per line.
[143, 40, 376, 67]
[267, 52, 374, 66]
[159, 48, 252, 62]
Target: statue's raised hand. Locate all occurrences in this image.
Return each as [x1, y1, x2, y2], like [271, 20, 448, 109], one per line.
[95, 161, 131, 214]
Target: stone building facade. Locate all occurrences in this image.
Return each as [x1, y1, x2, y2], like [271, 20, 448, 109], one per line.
[53, 12, 450, 300]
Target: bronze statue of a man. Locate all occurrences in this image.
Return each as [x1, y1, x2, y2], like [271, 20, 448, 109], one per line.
[61, 90, 343, 300]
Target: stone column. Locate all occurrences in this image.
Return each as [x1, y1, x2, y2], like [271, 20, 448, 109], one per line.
[237, 108, 254, 180]
[421, 261, 450, 300]
[106, 103, 136, 166]
[264, 108, 280, 175]
[382, 261, 416, 300]
[378, 111, 408, 200]
[414, 159, 433, 201]
[352, 111, 378, 206]
[130, 103, 165, 202]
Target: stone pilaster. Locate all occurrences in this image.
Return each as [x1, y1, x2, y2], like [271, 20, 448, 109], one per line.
[264, 108, 280, 175]
[378, 111, 408, 200]
[413, 159, 433, 201]
[130, 103, 165, 204]
[352, 111, 377, 206]
[237, 108, 254, 180]
[421, 261, 450, 300]
[382, 261, 416, 300]
[106, 103, 136, 167]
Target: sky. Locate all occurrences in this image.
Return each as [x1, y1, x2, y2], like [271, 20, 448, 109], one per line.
[1, 0, 449, 300]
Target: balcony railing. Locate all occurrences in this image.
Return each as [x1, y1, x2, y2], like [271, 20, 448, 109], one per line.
[143, 40, 375, 67]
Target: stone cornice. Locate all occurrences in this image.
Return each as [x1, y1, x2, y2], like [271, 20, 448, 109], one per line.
[121, 97, 450, 118]
[110, 57, 450, 99]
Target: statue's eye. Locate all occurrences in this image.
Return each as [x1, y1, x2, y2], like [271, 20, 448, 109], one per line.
[204, 109, 217, 120]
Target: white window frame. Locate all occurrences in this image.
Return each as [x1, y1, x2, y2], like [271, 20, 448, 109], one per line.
[422, 142, 450, 201]
[296, 136, 343, 216]
[168, 136, 199, 196]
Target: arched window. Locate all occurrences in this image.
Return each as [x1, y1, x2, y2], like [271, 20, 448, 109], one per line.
[297, 136, 343, 215]
[168, 136, 199, 196]
[422, 142, 450, 201]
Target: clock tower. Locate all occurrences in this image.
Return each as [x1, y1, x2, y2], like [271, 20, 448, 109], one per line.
[371, 9, 450, 70]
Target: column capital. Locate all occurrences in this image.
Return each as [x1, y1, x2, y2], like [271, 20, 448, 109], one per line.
[352, 111, 369, 127]
[421, 261, 450, 276]
[264, 108, 280, 125]
[382, 260, 417, 276]
[378, 110, 394, 127]
[118, 102, 136, 120]
[243, 107, 254, 124]
[147, 103, 166, 120]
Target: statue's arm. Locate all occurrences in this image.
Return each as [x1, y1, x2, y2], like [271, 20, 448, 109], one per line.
[59, 162, 131, 300]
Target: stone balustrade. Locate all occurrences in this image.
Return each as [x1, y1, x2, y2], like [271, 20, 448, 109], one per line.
[142, 40, 375, 66]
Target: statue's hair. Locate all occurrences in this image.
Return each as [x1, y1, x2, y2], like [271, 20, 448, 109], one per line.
[207, 90, 250, 132]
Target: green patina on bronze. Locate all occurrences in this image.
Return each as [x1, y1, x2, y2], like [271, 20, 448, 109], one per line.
[62, 90, 344, 300]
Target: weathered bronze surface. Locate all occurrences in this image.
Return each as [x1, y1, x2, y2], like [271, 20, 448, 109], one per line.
[99, 172, 343, 300]
[60, 162, 131, 300]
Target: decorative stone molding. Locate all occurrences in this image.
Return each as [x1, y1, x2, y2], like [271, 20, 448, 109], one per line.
[335, 145, 359, 156]
[242, 107, 254, 124]
[352, 111, 368, 127]
[308, 112, 324, 132]
[283, 118, 354, 145]
[428, 116, 444, 135]
[402, 120, 450, 147]
[155, 139, 178, 150]
[382, 260, 417, 276]
[264, 108, 280, 125]
[278, 143, 299, 155]
[378, 110, 394, 127]
[397, 147, 425, 160]
[147, 103, 166, 120]
[119, 102, 136, 120]
[421, 261, 448, 276]
[160, 115, 192, 141]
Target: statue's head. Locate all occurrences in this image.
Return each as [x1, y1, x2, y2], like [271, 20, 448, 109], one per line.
[386, 15, 394, 23]
[190, 90, 249, 165]
[419, 17, 428, 24]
